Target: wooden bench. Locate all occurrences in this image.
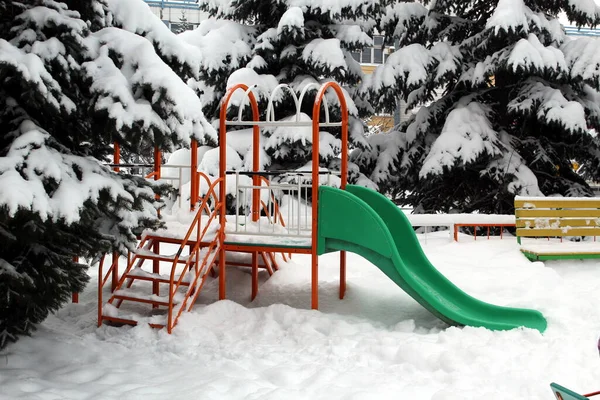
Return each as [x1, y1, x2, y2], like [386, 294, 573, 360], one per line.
[515, 196, 600, 261]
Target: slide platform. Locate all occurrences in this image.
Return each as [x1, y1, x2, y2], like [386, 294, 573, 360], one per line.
[317, 185, 547, 332]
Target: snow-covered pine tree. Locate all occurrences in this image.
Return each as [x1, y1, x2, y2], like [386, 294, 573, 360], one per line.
[358, 0, 600, 213]
[175, 10, 193, 34]
[198, 0, 378, 181]
[0, 0, 214, 348]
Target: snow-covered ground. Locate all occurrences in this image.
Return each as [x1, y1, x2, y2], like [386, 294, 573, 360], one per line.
[2, 231, 600, 400]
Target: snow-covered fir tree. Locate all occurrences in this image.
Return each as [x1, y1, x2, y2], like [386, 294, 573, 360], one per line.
[175, 10, 193, 34]
[198, 0, 378, 182]
[0, 0, 214, 348]
[356, 0, 600, 213]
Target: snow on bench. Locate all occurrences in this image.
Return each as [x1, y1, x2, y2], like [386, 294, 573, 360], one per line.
[515, 196, 600, 261]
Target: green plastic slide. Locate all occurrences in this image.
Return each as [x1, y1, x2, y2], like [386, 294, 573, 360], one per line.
[317, 185, 547, 332]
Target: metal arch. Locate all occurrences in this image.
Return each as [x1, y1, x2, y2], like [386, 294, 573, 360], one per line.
[266, 83, 301, 123]
[218, 81, 350, 309]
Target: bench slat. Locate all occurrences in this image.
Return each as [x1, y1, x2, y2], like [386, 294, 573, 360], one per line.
[516, 209, 600, 218]
[521, 250, 600, 261]
[516, 218, 600, 228]
[517, 227, 600, 237]
[515, 199, 600, 208]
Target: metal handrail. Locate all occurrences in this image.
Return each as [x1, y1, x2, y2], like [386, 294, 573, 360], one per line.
[167, 176, 223, 333]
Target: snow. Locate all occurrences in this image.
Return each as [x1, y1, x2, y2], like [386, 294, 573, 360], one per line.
[486, 0, 529, 34]
[302, 38, 347, 72]
[84, 27, 216, 145]
[0, 121, 155, 225]
[179, 18, 254, 72]
[264, 113, 341, 160]
[520, 239, 600, 254]
[226, 68, 281, 106]
[278, 7, 304, 34]
[516, 195, 600, 201]
[508, 79, 586, 134]
[562, 37, 600, 87]
[0, 39, 67, 113]
[5, 232, 600, 399]
[507, 34, 567, 74]
[485, 143, 543, 196]
[420, 101, 503, 177]
[381, 2, 428, 39]
[366, 43, 432, 93]
[104, 0, 203, 77]
[198, 146, 244, 176]
[329, 24, 372, 48]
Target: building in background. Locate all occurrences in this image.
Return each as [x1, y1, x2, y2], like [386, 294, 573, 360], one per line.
[145, 0, 207, 32]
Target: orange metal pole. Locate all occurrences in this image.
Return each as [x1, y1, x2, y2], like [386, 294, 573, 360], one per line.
[219, 84, 260, 300]
[111, 251, 119, 292]
[311, 82, 349, 309]
[97, 254, 106, 327]
[311, 93, 320, 309]
[153, 147, 161, 180]
[339, 85, 348, 301]
[113, 142, 120, 172]
[153, 241, 160, 308]
[190, 140, 198, 210]
[251, 252, 258, 300]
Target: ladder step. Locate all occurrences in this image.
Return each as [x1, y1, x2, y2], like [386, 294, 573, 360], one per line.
[112, 289, 184, 307]
[125, 268, 192, 285]
[134, 248, 195, 263]
[101, 304, 167, 328]
[101, 316, 165, 330]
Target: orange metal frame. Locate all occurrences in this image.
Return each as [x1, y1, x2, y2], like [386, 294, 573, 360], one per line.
[453, 223, 516, 241]
[218, 82, 349, 310]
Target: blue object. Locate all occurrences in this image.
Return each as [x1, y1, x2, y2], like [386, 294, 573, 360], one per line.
[550, 383, 589, 400]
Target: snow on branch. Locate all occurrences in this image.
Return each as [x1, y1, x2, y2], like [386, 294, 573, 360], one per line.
[507, 34, 566, 76]
[105, 0, 204, 78]
[0, 40, 74, 115]
[508, 79, 587, 134]
[84, 28, 216, 146]
[16, 3, 87, 36]
[381, 2, 428, 40]
[419, 100, 504, 177]
[302, 38, 347, 73]
[486, 0, 529, 34]
[329, 24, 372, 49]
[430, 42, 462, 82]
[486, 0, 566, 45]
[263, 113, 341, 161]
[562, 37, 600, 90]
[563, 0, 600, 26]
[0, 121, 157, 225]
[366, 43, 433, 96]
[278, 7, 305, 38]
[179, 18, 255, 74]
[483, 132, 543, 196]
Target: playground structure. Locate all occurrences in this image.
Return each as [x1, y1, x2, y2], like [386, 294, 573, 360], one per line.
[96, 81, 547, 334]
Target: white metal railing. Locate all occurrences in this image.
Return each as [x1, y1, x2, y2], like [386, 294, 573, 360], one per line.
[159, 163, 190, 209]
[228, 170, 340, 239]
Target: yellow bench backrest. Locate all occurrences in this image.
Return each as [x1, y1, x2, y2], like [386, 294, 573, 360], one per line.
[514, 198, 600, 238]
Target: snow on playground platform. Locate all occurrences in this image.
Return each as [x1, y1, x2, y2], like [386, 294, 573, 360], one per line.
[142, 214, 312, 248]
